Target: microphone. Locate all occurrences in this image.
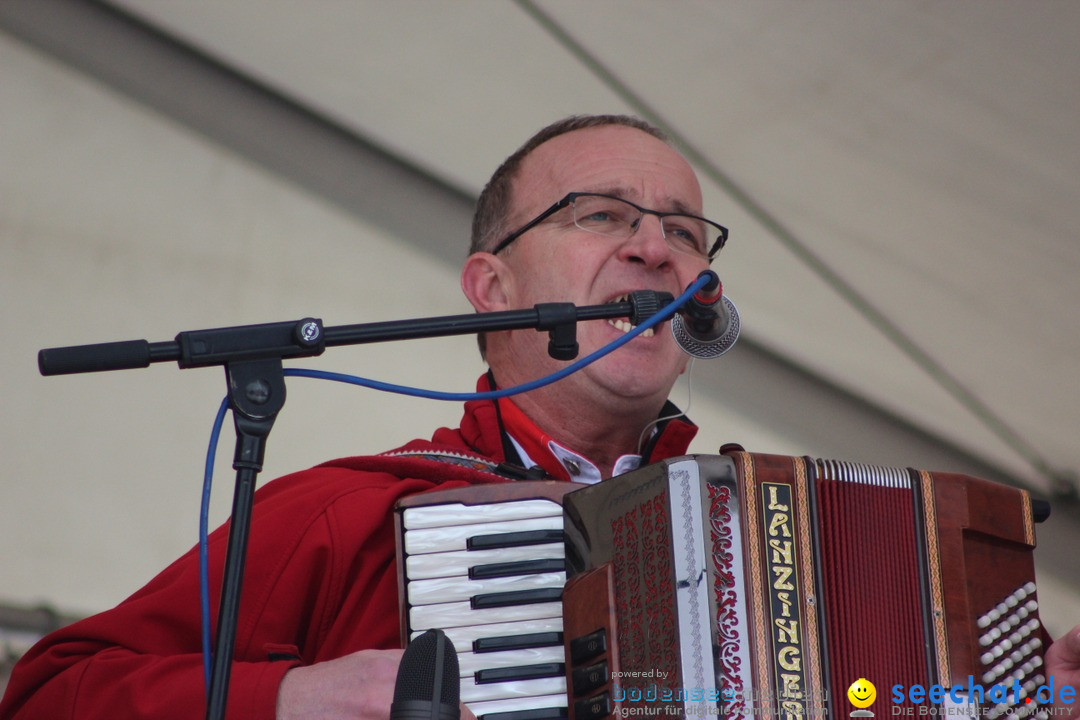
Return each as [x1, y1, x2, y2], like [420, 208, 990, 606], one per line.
[670, 270, 740, 359]
[390, 629, 460, 720]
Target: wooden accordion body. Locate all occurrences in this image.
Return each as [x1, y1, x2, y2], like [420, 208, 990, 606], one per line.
[396, 451, 1048, 720]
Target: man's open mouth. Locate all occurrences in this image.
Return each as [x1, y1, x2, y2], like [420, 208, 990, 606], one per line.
[606, 294, 656, 337]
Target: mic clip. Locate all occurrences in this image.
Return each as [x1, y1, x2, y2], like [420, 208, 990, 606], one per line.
[535, 302, 580, 360]
[627, 290, 674, 326]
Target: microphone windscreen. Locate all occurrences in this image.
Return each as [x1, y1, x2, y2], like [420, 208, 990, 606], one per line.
[392, 629, 459, 706]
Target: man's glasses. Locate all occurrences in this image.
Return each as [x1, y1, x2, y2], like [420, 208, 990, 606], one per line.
[491, 192, 728, 262]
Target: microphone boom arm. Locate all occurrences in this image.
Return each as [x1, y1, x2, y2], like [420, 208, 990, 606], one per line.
[35, 289, 676, 720]
[38, 291, 675, 376]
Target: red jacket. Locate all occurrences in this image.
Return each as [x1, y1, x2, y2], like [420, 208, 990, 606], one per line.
[0, 385, 696, 720]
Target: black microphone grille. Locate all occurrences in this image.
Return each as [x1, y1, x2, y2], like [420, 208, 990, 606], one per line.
[393, 629, 460, 706]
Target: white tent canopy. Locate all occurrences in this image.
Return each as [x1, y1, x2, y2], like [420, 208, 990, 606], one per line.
[1, 0, 1077, 654]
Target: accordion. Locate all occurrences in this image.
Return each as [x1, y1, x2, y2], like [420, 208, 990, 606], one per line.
[395, 451, 1049, 720]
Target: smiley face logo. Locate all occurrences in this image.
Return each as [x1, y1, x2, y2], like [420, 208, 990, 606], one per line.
[847, 678, 877, 709]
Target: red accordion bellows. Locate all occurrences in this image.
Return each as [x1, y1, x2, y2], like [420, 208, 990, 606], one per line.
[816, 476, 929, 711]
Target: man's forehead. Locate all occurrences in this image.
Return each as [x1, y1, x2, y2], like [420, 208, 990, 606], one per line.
[576, 184, 699, 216]
[514, 127, 702, 211]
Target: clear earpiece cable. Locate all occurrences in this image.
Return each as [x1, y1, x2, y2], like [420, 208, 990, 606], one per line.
[637, 357, 695, 454]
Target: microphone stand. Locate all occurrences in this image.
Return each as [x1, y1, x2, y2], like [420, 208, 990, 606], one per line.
[37, 292, 671, 720]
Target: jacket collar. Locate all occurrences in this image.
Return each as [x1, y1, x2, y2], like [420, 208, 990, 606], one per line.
[459, 373, 698, 481]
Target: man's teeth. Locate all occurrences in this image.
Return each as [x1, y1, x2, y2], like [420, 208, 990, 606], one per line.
[610, 319, 655, 337]
[608, 294, 655, 337]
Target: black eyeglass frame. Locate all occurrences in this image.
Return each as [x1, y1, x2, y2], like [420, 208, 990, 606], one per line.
[489, 192, 729, 262]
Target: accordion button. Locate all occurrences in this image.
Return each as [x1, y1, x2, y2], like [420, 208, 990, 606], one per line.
[572, 662, 608, 696]
[569, 629, 607, 665]
[574, 692, 611, 720]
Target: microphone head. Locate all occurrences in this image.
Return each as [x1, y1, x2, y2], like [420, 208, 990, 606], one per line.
[391, 629, 460, 719]
[670, 295, 740, 359]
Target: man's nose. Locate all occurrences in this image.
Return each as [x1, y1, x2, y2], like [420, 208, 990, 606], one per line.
[619, 214, 673, 266]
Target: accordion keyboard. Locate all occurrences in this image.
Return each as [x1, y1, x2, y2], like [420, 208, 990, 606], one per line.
[400, 495, 571, 720]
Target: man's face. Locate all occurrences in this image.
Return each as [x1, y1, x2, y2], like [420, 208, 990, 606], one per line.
[488, 125, 712, 407]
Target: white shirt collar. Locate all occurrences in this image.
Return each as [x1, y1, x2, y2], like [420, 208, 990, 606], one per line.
[506, 433, 643, 484]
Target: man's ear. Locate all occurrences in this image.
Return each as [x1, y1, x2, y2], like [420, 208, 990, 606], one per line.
[461, 252, 513, 312]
